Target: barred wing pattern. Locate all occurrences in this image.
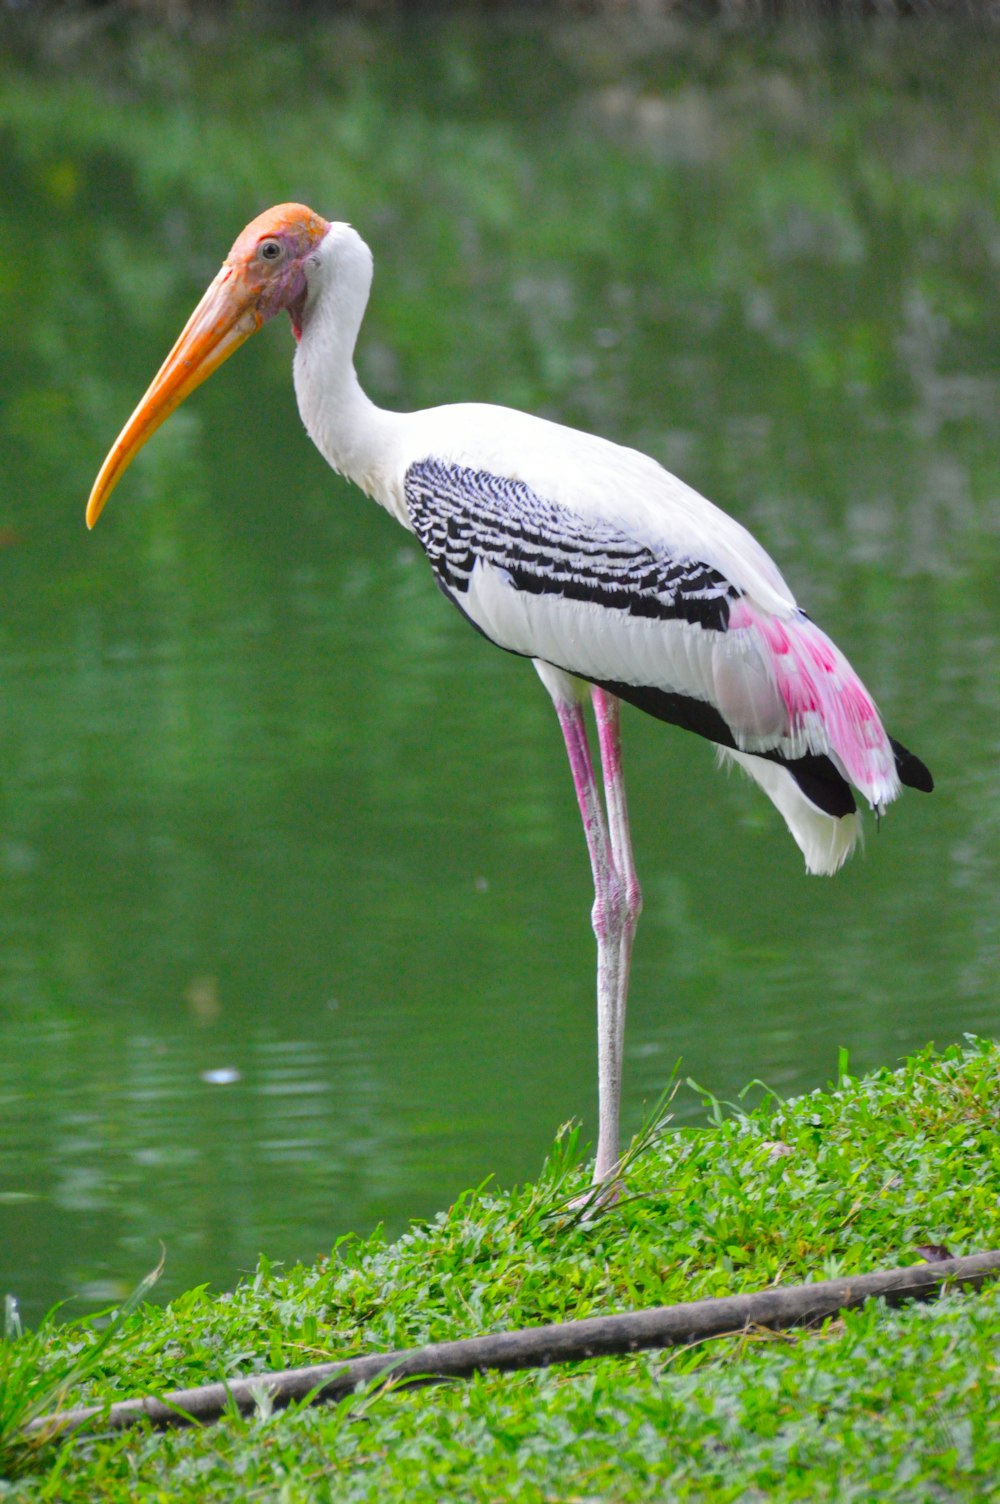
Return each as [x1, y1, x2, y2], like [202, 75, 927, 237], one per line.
[405, 458, 740, 632]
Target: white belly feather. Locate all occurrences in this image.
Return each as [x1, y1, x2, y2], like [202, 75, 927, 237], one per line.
[466, 556, 788, 748]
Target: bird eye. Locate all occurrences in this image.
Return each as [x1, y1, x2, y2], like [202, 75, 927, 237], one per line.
[258, 238, 284, 261]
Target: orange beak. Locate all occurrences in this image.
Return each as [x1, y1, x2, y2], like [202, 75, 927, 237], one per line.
[86, 262, 262, 529]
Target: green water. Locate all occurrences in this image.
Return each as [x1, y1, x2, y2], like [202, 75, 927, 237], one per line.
[1, 14, 998, 1324]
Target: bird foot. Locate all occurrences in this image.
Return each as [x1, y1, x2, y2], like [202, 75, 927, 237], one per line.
[567, 1174, 622, 1220]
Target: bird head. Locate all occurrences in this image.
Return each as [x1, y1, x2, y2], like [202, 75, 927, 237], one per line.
[85, 203, 330, 529]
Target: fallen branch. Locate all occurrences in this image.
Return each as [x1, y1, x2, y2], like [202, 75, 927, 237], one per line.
[29, 1249, 1000, 1439]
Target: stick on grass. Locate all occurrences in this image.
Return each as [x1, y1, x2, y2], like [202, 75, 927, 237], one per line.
[27, 1249, 1000, 1439]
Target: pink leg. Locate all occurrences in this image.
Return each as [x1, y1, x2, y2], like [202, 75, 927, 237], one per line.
[553, 687, 642, 1187]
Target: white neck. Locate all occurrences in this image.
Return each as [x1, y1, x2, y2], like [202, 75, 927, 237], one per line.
[292, 223, 404, 516]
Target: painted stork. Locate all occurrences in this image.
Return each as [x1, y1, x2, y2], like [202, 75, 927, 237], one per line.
[86, 205, 933, 1190]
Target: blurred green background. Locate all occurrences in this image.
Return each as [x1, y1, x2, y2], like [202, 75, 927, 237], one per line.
[0, 7, 997, 1324]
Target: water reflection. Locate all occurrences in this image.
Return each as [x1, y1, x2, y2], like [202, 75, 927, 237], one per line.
[0, 14, 998, 1324]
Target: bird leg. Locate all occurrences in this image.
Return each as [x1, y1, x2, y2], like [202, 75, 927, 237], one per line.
[591, 686, 643, 1082]
[553, 688, 642, 1189]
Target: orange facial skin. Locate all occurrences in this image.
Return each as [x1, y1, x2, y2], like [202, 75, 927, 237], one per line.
[86, 203, 330, 529]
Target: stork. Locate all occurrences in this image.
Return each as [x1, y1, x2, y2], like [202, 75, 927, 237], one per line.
[86, 205, 933, 1191]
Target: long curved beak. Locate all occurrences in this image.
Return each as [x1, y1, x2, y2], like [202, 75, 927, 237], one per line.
[86, 263, 261, 529]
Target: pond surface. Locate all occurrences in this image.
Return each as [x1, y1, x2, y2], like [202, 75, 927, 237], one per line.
[1, 14, 998, 1324]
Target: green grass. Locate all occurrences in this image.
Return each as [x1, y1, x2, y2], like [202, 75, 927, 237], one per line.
[3, 1038, 1000, 1501]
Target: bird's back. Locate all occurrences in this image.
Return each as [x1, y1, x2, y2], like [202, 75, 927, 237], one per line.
[389, 401, 799, 618]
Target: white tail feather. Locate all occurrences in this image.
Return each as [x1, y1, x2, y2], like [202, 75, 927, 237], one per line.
[720, 748, 862, 876]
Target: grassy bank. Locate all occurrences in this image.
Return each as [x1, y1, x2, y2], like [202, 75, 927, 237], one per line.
[3, 1038, 1000, 1501]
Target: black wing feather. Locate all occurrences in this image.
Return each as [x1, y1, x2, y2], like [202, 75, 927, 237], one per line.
[404, 458, 739, 632]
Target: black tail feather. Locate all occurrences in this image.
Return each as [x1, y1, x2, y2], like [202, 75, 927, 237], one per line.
[596, 677, 933, 806]
[596, 677, 857, 816]
[890, 737, 934, 793]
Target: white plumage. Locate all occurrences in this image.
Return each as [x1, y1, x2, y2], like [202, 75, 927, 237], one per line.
[86, 204, 933, 1192]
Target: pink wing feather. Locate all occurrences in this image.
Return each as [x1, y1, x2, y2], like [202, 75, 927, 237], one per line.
[728, 598, 901, 812]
